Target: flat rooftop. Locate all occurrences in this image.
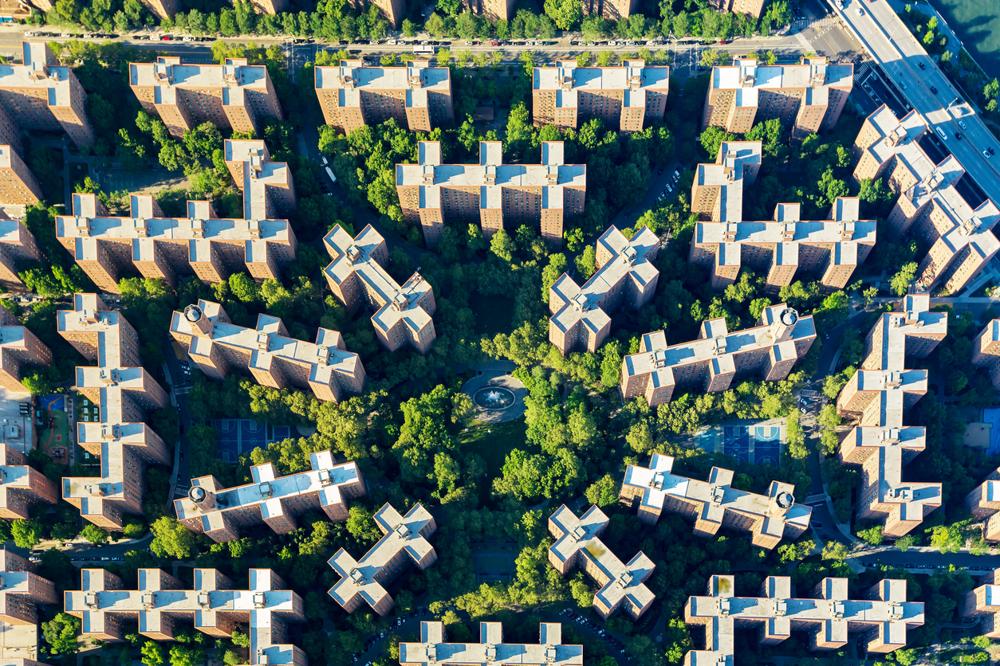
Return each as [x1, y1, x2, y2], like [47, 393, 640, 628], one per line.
[533, 60, 669, 93]
[0, 42, 78, 108]
[711, 57, 853, 93]
[399, 622, 583, 666]
[129, 56, 269, 91]
[396, 140, 585, 190]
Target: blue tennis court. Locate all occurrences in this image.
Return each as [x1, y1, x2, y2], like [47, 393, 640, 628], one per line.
[214, 419, 293, 463]
[985, 408, 1000, 456]
[720, 422, 785, 466]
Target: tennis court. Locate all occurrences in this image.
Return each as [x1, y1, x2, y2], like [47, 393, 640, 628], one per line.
[472, 544, 517, 583]
[720, 421, 785, 466]
[984, 408, 1000, 456]
[213, 418, 293, 463]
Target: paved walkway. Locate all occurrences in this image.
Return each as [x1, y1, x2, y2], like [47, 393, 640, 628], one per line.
[461, 361, 527, 424]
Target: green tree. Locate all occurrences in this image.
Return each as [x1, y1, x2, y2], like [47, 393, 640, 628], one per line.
[150, 516, 197, 560]
[857, 524, 883, 546]
[699, 126, 734, 159]
[141, 641, 165, 666]
[42, 613, 80, 656]
[79, 524, 110, 545]
[543, 0, 582, 30]
[11, 519, 40, 549]
[227, 272, 260, 303]
[168, 644, 199, 666]
[489, 229, 516, 263]
[889, 261, 918, 296]
[346, 505, 382, 544]
[541, 253, 567, 302]
[584, 474, 618, 507]
[785, 409, 806, 459]
[574, 245, 596, 278]
[817, 403, 841, 456]
[927, 523, 964, 553]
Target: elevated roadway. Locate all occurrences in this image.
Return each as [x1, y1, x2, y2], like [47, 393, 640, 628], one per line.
[829, 0, 1000, 202]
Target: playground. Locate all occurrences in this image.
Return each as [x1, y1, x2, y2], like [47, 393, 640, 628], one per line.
[37, 394, 72, 466]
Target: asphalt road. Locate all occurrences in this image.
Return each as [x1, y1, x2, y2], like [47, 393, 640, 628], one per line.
[0, 21, 842, 62]
[850, 547, 1000, 575]
[829, 0, 1000, 199]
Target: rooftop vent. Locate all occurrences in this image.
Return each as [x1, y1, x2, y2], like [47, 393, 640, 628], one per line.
[184, 305, 203, 323]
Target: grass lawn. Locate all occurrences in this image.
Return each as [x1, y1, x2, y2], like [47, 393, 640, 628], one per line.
[461, 418, 526, 477]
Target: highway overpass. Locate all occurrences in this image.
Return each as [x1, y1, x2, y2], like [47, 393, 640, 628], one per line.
[829, 0, 1000, 203]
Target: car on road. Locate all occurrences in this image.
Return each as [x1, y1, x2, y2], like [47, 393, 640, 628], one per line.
[918, 62, 926, 70]
[935, 127, 947, 140]
[959, 120, 968, 130]
[984, 148, 995, 159]
[930, 85, 939, 94]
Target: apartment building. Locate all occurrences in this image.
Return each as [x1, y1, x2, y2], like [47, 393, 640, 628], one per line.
[0, 307, 51, 393]
[684, 575, 925, 664]
[0, 549, 57, 666]
[462, 0, 514, 20]
[620, 453, 811, 550]
[347, 0, 405, 27]
[0, 0, 35, 19]
[0, 445, 57, 520]
[547, 504, 655, 620]
[57, 293, 170, 529]
[400, 622, 583, 666]
[837, 294, 947, 537]
[323, 224, 436, 353]
[853, 105, 999, 294]
[963, 569, 1000, 638]
[691, 141, 875, 289]
[703, 57, 853, 137]
[170, 300, 365, 402]
[315, 60, 454, 134]
[66, 568, 306, 665]
[549, 226, 659, 354]
[395, 140, 586, 244]
[0, 41, 94, 149]
[581, 0, 636, 20]
[56, 187, 297, 293]
[129, 57, 282, 137]
[967, 469, 1000, 542]
[0, 210, 41, 289]
[708, 0, 764, 18]
[249, 0, 287, 12]
[327, 502, 437, 616]
[137, 0, 177, 20]
[175, 451, 365, 542]
[621, 304, 816, 407]
[972, 319, 1000, 389]
[532, 60, 669, 131]
[0, 144, 43, 206]
[224, 138, 297, 221]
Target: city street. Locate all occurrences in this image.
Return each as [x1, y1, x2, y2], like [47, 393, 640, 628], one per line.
[0, 20, 853, 64]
